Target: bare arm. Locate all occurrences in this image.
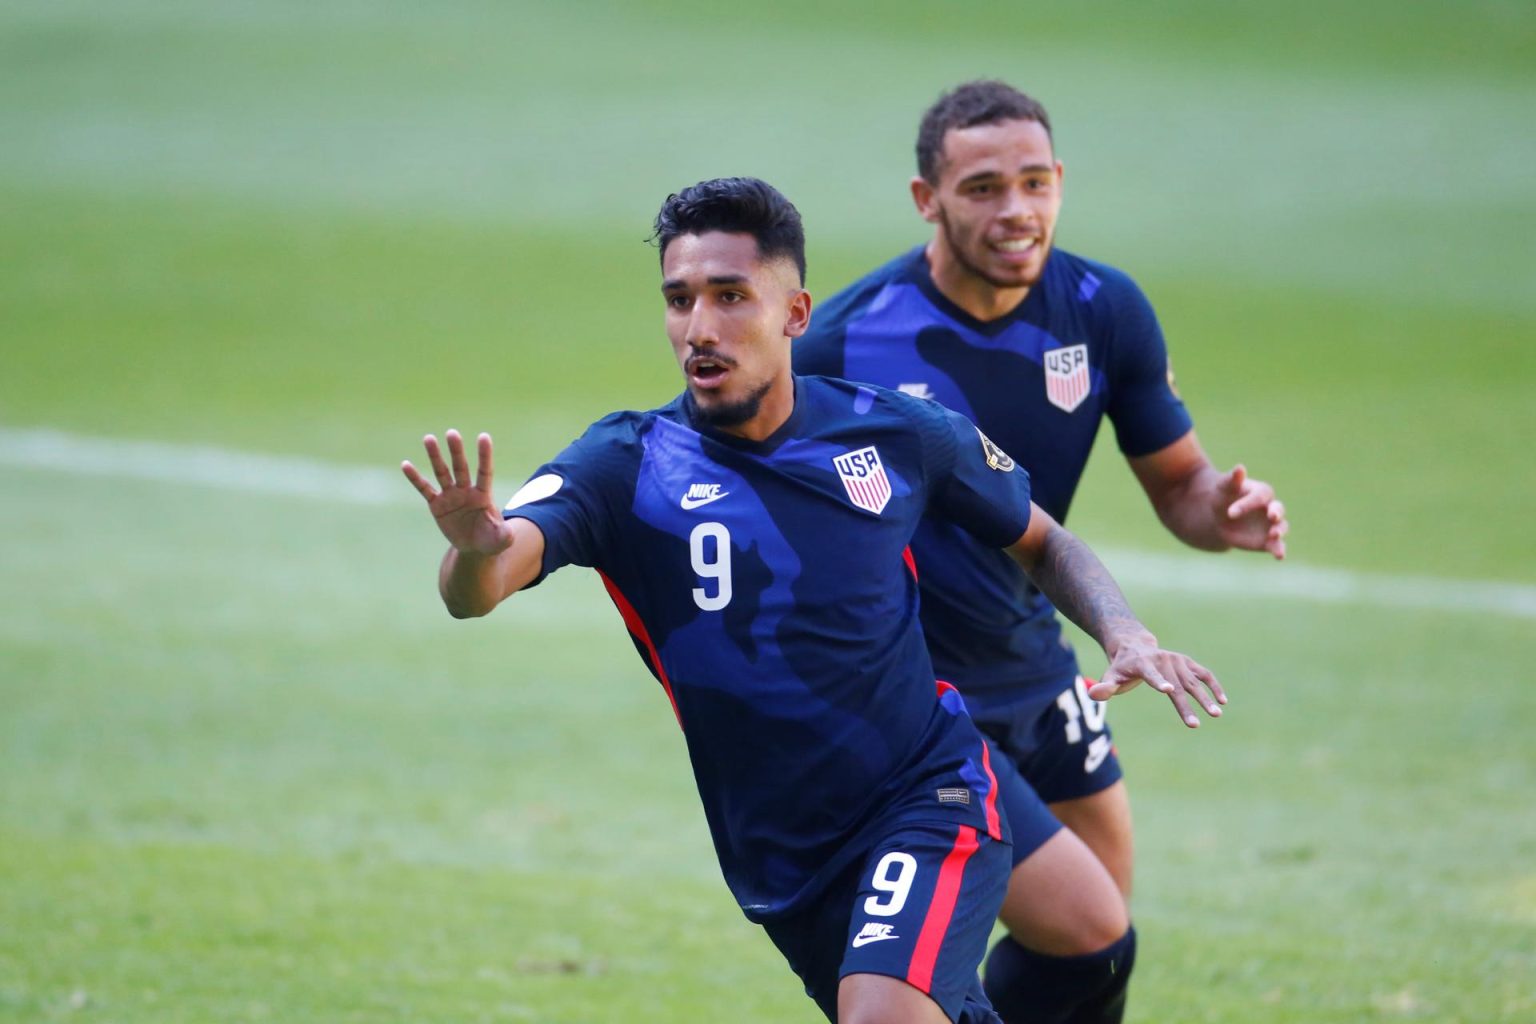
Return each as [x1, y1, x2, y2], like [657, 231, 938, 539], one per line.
[1128, 430, 1288, 559]
[1008, 504, 1225, 728]
[402, 429, 546, 618]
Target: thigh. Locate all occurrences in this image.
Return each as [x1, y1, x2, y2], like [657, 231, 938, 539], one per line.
[997, 826, 1128, 956]
[1049, 779, 1134, 899]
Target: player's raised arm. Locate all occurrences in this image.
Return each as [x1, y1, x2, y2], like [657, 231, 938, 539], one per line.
[401, 429, 546, 618]
[1005, 505, 1226, 729]
[1128, 431, 1289, 560]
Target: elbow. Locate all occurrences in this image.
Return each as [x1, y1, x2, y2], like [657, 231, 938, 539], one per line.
[442, 593, 496, 619]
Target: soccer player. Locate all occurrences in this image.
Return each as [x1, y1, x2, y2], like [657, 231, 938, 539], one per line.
[402, 177, 1224, 1024]
[794, 81, 1288, 1022]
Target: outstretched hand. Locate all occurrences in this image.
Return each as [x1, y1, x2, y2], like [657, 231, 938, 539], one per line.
[1214, 464, 1288, 559]
[401, 430, 513, 556]
[1087, 634, 1225, 729]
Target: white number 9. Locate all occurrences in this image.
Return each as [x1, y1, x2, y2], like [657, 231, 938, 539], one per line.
[863, 851, 917, 917]
[690, 521, 733, 611]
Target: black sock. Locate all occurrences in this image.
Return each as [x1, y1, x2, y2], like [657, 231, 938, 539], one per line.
[982, 926, 1137, 1024]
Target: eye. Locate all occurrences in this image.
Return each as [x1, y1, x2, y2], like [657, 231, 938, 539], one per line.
[719, 290, 745, 304]
[966, 182, 995, 197]
[667, 294, 690, 310]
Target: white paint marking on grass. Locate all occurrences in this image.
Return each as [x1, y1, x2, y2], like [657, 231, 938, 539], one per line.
[4, 426, 1534, 621]
[3, 426, 401, 506]
[1093, 548, 1536, 622]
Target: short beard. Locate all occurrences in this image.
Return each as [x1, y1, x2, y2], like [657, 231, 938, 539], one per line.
[939, 208, 1048, 291]
[691, 377, 774, 429]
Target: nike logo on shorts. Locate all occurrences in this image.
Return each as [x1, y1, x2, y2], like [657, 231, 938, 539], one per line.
[851, 922, 900, 948]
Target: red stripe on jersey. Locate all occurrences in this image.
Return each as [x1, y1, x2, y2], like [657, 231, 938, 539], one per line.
[906, 825, 980, 994]
[902, 545, 918, 579]
[597, 570, 682, 729]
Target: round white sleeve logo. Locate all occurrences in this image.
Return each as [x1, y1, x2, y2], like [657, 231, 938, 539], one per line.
[504, 473, 564, 510]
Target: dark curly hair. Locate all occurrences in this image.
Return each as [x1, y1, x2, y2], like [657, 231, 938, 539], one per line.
[916, 80, 1053, 184]
[651, 177, 806, 285]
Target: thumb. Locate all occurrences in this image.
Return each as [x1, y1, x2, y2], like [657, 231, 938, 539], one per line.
[1089, 666, 1137, 700]
[1224, 464, 1249, 518]
[1224, 463, 1247, 495]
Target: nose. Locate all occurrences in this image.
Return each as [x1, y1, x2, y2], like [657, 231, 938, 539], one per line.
[685, 298, 722, 348]
[997, 184, 1034, 226]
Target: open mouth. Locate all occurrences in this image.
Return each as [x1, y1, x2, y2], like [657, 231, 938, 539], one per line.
[991, 237, 1040, 262]
[687, 354, 734, 390]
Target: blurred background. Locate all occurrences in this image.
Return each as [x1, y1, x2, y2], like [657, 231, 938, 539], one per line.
[2, 1, 1532, 1021]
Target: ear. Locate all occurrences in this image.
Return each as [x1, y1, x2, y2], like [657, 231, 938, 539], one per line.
[910, 176, 939, 224]
[783, 288, 813, 339]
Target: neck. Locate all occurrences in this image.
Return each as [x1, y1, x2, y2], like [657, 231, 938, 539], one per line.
[924, 240, 1030, 322]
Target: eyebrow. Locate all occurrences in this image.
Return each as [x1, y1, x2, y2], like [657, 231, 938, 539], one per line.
[661, 274, 751, 291]
[957, 164, 1054, 186]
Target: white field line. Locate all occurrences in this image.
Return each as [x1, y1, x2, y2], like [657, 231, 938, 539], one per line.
[5, 426, 1534, 621]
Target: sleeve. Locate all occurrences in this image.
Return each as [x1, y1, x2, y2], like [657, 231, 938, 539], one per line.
[907, 395, 1034, 548]
[500, 415, 635, 587]
[1100, 271, 1194, 458]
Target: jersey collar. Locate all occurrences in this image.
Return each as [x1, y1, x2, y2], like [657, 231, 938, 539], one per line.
[679, 375, 807, 455]
[905, 245, 1049, 337]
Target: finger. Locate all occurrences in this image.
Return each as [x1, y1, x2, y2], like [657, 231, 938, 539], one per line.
[1188, 658, 1226, 706]
[446, 429, 470, 487]
[1144, 664, 1200, 728]
[1267, 499, 1287, 523]
[1176, 659, 1223, 715]
[475, 432, 495, 494]
[1271, 538, 1287, 560]
[400, 460, 438, 502]
[1270, 518, 1291, 539]
[423, 434, 453, 489]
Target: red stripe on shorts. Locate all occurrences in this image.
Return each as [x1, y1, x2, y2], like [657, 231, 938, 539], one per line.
[978, 737, 1002, 840]
[597, 570, 682, 729]
[906, 825, 980, 994]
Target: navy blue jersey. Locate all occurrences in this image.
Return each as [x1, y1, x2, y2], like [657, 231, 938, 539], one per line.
[503, 375, 1029, 922]
[794, 246, 1191, 701]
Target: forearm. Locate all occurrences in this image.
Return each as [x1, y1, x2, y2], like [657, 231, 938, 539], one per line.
[438, 547, 514, 618]
[1018, 523, 1153, 655]
[1149, 464, 1231, 552]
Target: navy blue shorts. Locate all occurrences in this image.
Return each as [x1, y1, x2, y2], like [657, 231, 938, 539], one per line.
[763, 821, 1010, 1023]
[972, 675, 1122, 865]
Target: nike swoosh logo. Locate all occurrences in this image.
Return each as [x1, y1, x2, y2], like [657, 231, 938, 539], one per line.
[680, 491, 729, 510]
[851, 933, 899, 948]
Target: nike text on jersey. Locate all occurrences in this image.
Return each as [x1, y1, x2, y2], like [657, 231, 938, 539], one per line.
[680, 483, 730, 510]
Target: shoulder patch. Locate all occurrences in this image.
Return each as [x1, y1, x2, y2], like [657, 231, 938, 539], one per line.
[977, 428, 1015, 472]
[505, 473, 563, 510]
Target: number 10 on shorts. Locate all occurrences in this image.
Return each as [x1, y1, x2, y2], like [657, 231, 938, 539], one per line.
[1056, 676, 1112, 773]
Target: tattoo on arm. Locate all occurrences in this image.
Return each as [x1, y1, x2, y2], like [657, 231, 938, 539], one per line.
[1026, 524, 1144, 647]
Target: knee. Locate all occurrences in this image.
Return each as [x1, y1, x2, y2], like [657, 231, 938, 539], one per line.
[1002, 907, 1126, 959]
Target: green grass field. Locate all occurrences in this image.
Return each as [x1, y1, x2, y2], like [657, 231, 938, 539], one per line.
[3, 2, 1534, 1021]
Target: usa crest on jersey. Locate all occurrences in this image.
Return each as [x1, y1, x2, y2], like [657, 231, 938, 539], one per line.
[833, 445, 891, 515]
[1044, 343, 1090, 413]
